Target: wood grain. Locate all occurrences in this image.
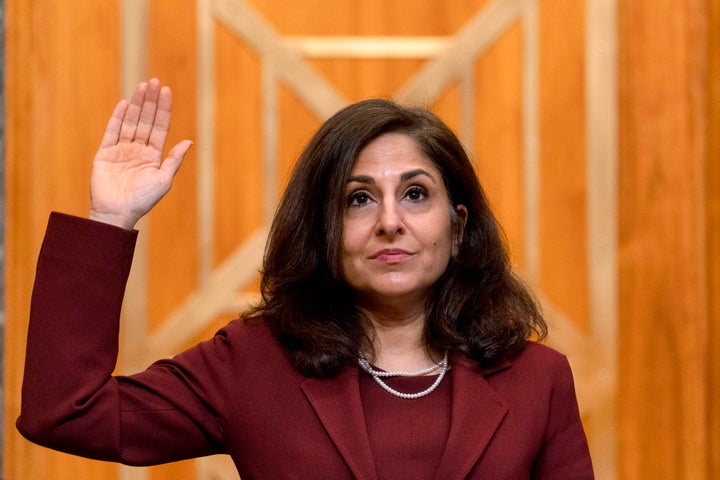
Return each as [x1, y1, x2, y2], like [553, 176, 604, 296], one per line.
[7, 1, 719, 479]
[617, 0, 716, 477]
[4, 0, 122, 478]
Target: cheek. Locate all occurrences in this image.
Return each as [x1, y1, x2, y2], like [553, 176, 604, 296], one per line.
[340, 221, 364, 273]
[340, 224, 357, 256]
[436, 230, 456, 265]
[435, 236, 452, 257]
[426, 217, 453, 250]
[425, 234, 450, 264]
[341, 216, 371, 252]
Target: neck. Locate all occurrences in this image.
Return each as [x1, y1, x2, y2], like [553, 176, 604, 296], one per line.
[359, 305, 439, 373]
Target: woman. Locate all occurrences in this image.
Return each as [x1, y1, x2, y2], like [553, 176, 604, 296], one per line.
[18, 79, 594, 479]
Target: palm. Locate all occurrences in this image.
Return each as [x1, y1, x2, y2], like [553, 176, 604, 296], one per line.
[90, 79, 192, 229]
[92, 139, 169, 215]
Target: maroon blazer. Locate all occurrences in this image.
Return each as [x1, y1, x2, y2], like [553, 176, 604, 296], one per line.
[17, 213, 594, 479]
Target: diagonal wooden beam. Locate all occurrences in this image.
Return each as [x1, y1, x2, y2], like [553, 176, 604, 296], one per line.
[541, 294, 613, 418]
[212, 0, 348, 119]
[395, 0, 528, 104]
[135, 225, 269, 368]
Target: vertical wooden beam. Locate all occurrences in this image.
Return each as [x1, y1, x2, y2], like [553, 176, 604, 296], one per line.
[706, 0, 720, 477]
[618, 0, 711, 478]
[261, 61, 279, 223]
[585, 0, 617, 477]
[118, 0, 150, 371]
[118, 6, 150, 480]
[522, 0, 540, 286]
[197, 0, 215, 286]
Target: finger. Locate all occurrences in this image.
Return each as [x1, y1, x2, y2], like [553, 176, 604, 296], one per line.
[134, 78, 162, 145]
[160, 139, 193, 178]
[118, 81, 148, 143]
[99, 99, 129, 149]
[147, 85, 173, 153]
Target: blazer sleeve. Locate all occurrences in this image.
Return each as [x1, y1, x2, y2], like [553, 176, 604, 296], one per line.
[531, 352, 595, 479]
[16, 212, 227, 466]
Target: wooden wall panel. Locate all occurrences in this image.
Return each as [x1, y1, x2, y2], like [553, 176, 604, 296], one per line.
[247, 0, 492, 36]
[146, 0, 200, 328]
[3, 1, 123, 478]
[538, 0, 589, 330]
[617, 0, 718, 478]
[274, 84, 321, 190]
[471, 22, 525, 267]
[313, 59, 425, 104]
[214, 21, 264, 264]
[706, 1, 720, 475]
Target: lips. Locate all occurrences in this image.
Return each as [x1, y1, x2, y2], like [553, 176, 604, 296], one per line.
[371, 248, 412, 264]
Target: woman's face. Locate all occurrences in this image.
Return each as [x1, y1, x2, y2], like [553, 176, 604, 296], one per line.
[340, 132, 467, 309]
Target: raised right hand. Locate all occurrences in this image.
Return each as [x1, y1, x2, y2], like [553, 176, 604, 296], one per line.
[89, 78, 193, 229]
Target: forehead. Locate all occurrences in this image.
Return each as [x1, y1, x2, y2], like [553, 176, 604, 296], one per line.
[350, 133, 441, 178]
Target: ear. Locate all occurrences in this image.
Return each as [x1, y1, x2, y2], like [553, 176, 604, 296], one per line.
[452, 204, 468, 256]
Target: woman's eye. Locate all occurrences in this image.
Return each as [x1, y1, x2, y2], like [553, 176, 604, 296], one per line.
[347, 191, 372, 207]
[405, 186, 428, 201]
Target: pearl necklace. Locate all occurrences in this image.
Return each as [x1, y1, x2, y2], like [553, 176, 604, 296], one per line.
[358, 351, 449, 399]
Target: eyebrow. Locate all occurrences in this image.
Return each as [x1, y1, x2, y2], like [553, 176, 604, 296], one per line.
[346, 168, 435, 184]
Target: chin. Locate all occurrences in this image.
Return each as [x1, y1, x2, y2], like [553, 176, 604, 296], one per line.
[363, 283, 431, 303]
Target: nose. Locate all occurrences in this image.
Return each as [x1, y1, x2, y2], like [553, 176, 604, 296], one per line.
[375, 198, 404, 236]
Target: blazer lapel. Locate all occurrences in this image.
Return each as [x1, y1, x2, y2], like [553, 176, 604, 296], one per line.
[301, 366, 378, 480]
[433, 356, 510, 480]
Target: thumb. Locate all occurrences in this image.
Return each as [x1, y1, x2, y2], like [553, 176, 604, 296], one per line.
[161, 139, 193, 178]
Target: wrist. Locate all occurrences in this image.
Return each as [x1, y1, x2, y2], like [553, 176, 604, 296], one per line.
[88, 210, 138, 230]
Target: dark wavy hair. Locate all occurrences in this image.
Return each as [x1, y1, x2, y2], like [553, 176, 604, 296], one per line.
[248, 98, 546, 377]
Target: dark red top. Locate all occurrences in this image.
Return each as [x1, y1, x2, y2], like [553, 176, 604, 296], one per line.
[17, 212, 594, 479]
[360, 373, 451, 479]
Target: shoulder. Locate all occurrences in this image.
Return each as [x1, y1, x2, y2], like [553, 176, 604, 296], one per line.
[165, 316, 304, 390]
[212, 316, 282, 355]
[512, 341, 570, 369]
[476, 341, 576, 395]
[511, 342, 574, 382]
[217, 316, 275, 341]
[208, 316, 298, 372]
